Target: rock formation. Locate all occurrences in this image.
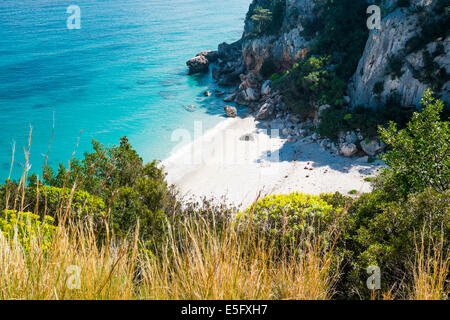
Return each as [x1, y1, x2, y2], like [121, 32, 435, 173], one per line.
[188, 0, 448, 157]
[349, 0, 449, 108]
[186, 50, 219, 74]
[224, 105, 237, 118]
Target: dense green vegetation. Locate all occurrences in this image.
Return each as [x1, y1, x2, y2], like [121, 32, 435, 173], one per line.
[1, 137, 177, 249]
[338, 91, 449, 297]
[238, 192, 343, 248]
[318, 93, 414, 140]
[377, 89, 449, 197]
[269, 0, 368, 115]
[241, 91, 449, 298]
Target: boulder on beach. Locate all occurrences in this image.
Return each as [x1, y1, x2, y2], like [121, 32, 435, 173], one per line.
[340, 143, 358, 157]
[345, 131, 358, 144]
[255, 102, 274, 120]
[235, 87, 260, 106]
[240, 133, 255, 141]
[224, 105, 237, 118]
[360, 139, 385, 156]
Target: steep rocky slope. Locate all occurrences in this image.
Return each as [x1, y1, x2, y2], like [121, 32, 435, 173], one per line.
[202, 0, 449, 109]
[349, 0, 450, 108]
[241, 0, 315, 72]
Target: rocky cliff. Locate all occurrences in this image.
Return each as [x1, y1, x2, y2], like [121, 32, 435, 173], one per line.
[241, 0, 315, 72]
[349, 0, 450, 108]
[204, 0, 449, 109]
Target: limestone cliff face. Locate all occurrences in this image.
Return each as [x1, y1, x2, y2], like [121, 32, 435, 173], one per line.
[237, 0, 449, 108]
[349, 0, 450, 108]
[241, 0, 315, 72]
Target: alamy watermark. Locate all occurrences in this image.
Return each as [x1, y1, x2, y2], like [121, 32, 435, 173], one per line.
[169, 121, 281, 174]
[367, 5, 381, 30]
[67, 5, 81, 30]
[66, 265, 81, 290]
[366, 265, 381, 290]
[65, 4, 381, 31]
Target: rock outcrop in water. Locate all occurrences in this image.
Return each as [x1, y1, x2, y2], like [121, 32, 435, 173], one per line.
[186, 50, 219, 74]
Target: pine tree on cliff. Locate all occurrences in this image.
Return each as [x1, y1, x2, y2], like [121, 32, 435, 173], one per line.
[250, 6, 272, 36]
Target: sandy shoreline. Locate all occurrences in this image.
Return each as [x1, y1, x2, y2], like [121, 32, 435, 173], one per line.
[162, 115, 384, 209]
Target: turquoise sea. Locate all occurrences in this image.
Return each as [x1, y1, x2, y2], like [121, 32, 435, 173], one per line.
[0, 0, 250, 180]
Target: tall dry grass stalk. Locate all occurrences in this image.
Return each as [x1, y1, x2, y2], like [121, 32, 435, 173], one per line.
[410, 232, 449, 300]
[0, 215, 338, 300]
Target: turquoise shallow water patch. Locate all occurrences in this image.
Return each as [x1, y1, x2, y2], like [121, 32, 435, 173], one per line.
[0, 0, 250, 180]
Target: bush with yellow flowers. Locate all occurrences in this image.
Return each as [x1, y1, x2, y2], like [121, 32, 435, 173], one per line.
[238, 192, 344, 247]
[0, 210, 57, 251]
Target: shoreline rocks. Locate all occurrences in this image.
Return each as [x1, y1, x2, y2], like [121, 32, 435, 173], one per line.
[360, 139, 386, 157]
[186, 50, 219, 74]
[340, 143, 358, 157]
[224, 105, 237, 118]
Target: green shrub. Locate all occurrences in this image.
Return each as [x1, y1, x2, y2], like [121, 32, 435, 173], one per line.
[387, 54, 405, 79]
[24, 137, 176, 247]
[247, 0, 285, 37]
[378, 89, 449, 198]
[318, 92, 416, 141]
[318, 108, 348, 140]
[275, 56, 346, 115]
[343, 188, 450, 297]
[238, 192, 344, 247]
[32, 186, 105, 219]
[250, 6, 273, 36]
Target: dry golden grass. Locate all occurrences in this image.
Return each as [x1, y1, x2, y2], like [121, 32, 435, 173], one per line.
[0, 223, 138, 300]
[0, 217, 338, 300]
[410, 233, 450, 300]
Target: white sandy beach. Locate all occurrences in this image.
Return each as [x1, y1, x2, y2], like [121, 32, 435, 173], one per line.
[162, 115, 384, 209]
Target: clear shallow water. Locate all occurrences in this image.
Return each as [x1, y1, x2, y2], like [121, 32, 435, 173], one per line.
[0, 0, 250, 180]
